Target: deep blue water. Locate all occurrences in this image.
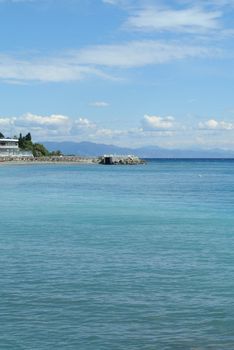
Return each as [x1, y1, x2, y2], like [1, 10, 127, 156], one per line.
[0, 160, 234, 349]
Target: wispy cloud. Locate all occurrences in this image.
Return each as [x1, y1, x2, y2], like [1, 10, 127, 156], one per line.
[103, 0, 234, 40]
[101, 0, 131, 6]
[126, 7, 221, 33]
[90, 101, 109, 108]
[0, 0, 42, 3]
[75, 40, 217, 68]
[102, 0, 119, 4]
[0, 39, 219, 84]
[0, 54, 112, 83]
[178, 0, 234, 8]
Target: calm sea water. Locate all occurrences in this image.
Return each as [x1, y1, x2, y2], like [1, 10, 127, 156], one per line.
[0, 159, 234, 350]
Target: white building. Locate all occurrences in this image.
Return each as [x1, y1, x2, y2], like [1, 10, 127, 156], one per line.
[0, 138, 33, 157]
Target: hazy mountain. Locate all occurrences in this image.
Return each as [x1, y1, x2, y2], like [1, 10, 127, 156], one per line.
[43, 141, 134, 157]
[43, 141, 234, 158]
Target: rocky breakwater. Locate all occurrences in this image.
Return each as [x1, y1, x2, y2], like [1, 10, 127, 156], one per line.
[32, 156, 99, 163]
[0, 156, 99, 164]
[0, 155, 145, 165]
[99, 155, 145, 165]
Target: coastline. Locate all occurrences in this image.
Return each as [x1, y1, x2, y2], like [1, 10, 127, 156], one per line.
[0, 155, 145, 165]
[0, 156, 98, 165]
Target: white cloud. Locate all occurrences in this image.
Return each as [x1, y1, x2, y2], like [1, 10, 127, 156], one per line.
[179, 0, 234, 8]
[3, 113, 100, 139]
[0, 39, 218, 83]
[75, 40, 216, 68]
[0, 117, 13, 126]
[142, 115, 175, 131]
[90, 101, 109, 107]
[95, 127, 127, 137]
[13, 113, 72, 137]
[0, 112, 178, 144]
[2, 112, 234, 148]
[102, 0, 118, 4]
[19, 113, 70, 126]
[74, 117, 96, 129]
[199, 119, 234, 130]
[101, 0, 129, 6]
[0, 54, 109, 83]
[0, 0, 35, 2]
[126, 7, 221, 33]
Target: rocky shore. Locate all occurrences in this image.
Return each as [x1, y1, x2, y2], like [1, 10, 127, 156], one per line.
[99, 155, 145, 165]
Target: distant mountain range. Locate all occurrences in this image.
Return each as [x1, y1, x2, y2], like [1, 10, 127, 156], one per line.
[42, 141, 234, 158]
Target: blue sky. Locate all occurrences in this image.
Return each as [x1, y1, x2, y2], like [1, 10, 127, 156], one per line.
[0, 0, 234, 149]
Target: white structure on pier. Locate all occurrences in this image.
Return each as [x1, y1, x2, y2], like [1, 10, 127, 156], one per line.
[0, 138, 33, 157]
[101, 154, 142, 165]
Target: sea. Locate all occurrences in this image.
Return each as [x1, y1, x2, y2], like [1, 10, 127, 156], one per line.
[0, 159, 234, 350]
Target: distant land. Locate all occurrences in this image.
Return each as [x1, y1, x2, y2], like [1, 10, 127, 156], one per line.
[42, 141, 234, 159]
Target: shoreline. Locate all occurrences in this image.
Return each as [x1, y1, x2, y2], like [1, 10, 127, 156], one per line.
[0, 156, 98, 165]
[0, 161, 97, 165]
[0, 155, 145, 165]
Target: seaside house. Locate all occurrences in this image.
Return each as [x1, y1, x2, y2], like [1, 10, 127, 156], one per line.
[0, 138, 33, 158]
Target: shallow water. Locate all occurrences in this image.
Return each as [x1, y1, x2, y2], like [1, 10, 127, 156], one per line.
[0, 160, 234, 349]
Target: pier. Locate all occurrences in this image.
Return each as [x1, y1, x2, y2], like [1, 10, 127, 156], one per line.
[99, 155, 145, 165]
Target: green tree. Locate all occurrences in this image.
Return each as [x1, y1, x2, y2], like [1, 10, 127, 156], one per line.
[18, 133, 23, 148]
[25, 133, 32, 142]
[18, 133, 33, 151]
[32, 143, 50, 157]
[50, 150, 62, 156]
[18, 132, 61, 157]
[0, 132, 4, 139]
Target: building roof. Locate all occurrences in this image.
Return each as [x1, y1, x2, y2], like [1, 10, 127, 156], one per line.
[0, 138, 18, 142]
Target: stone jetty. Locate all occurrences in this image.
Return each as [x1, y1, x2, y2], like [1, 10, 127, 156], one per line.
[0, 156, 97, 163]
[99, 155, 145, 165]
[0, 155, 145, 165]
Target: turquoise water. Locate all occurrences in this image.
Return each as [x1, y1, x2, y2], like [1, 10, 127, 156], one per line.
[0, 160, 234, 349]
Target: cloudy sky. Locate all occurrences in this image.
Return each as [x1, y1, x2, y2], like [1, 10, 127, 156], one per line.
[0, 0, 234, 148]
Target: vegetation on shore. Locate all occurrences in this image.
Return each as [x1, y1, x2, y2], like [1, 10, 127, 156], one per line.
[19, 133, 62, 157]
[0, 131, 62, 157]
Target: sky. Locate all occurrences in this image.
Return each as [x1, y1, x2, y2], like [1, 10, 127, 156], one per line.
[0, 0, 234, 149]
